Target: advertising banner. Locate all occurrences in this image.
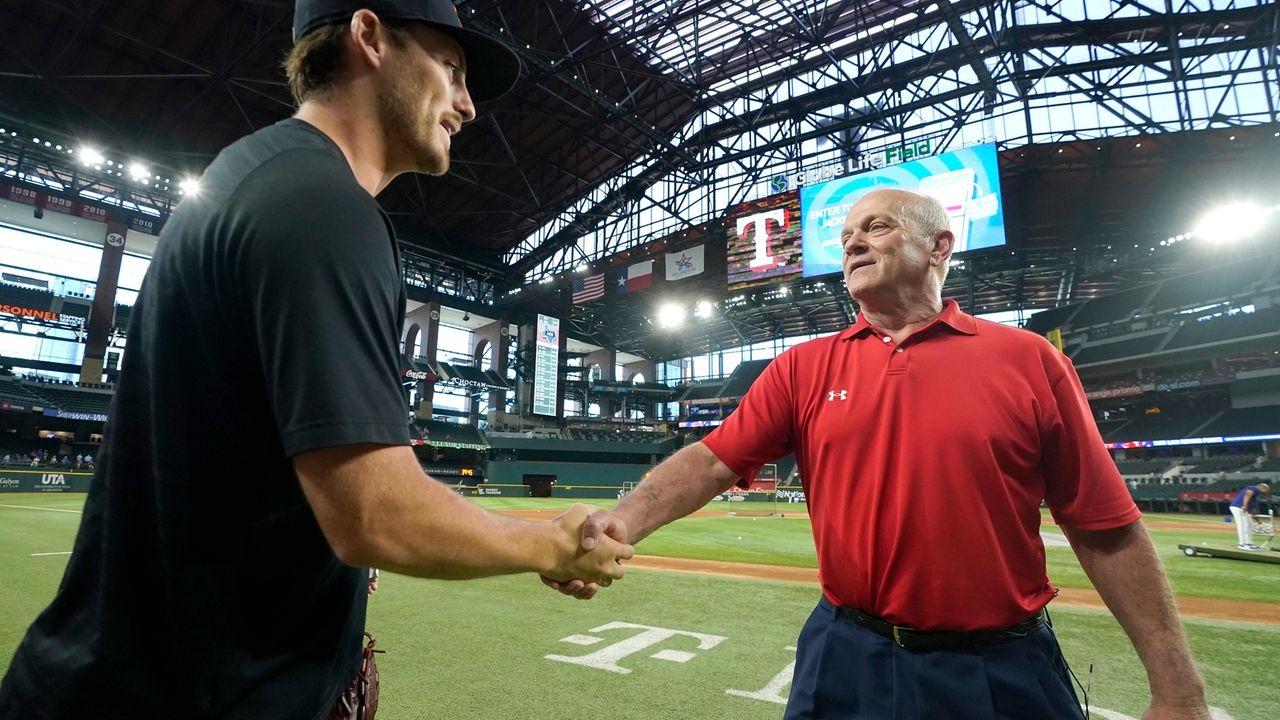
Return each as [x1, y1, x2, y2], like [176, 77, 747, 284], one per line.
[800, 143, 1006, 278]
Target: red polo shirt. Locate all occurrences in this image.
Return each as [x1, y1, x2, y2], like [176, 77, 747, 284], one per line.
[702, 300, 1140, 631]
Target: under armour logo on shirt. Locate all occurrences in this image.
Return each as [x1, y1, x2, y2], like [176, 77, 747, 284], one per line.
[827, 390, 847, 401]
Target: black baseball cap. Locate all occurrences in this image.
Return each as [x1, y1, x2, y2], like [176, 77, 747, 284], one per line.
[293, 0, 521, 102]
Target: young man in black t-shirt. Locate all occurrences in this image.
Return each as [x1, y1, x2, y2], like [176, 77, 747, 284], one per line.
[0, 2, 632, 718]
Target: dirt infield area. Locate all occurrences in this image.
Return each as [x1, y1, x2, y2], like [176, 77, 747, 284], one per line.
[500, 508, 805, 521]
[624, 555, 1279, 626]
[497, 508, 1275, 626]
[504, 508, 1239, 531]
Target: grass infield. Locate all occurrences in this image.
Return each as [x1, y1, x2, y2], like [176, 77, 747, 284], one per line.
[1, 494, 1276, 719]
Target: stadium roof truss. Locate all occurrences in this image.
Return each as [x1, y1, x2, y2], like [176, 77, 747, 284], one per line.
[500, 0, 1279, 284]
[0, 0, 1276, 350]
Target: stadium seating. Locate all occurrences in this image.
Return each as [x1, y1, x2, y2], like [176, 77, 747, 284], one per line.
[1195, 405, 1280, 439]
[1164, 305, 1280, 350]
[677, 382, 727, 402]
[718, 359, 772, 398]
[1023, 304, 1079, 336]
[21, 381, 112, 416]
[1129, 485, 1179, 500]
[569, 429, 673, 444]
[1104, 413, 1218, 442]
[0, 282, 55, 311]
[1112, 458, 1172, 475]
[1072, 333, 1166, 366]
[1184, 456, 1256, 474]
[1146, 258, 1277, 313]
[417, 420, 486, 449]
[1062, 285, 1156, 329]
[1095, 418, 1132, 438]
[1024, 256, 1280, 342]
[0, 376, 48, 408]
[1195, 478, 1251, 492]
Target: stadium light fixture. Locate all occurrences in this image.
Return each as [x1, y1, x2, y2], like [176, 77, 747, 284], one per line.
[1192, 202, 1269, 243]
[79, 146, 104, 166]
[178, 177, 200, 196]
[575, 263, 588, 273]
[657, 303, 686, 329]
[694, 300, 714, 319]
[129, 163, 150, 181]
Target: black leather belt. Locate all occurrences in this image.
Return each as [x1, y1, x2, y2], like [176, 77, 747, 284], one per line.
[838, 606, 1047, 652]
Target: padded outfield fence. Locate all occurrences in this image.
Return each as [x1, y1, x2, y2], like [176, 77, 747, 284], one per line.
[453, 482, 802, 502]
[0, 469, 93, 492]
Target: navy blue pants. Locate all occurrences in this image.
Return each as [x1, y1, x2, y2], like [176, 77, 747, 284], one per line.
[784, 598, 1084, 720]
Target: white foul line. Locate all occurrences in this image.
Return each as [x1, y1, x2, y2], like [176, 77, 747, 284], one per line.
[0, 504, 83, 514]
[30, 551, 72, 557]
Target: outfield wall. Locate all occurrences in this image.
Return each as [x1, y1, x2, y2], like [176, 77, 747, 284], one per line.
[0, 469, 93, 492]
[451, 461, 656, 500]
[487, 461, 651, 488]
[463, 483, 629, 499]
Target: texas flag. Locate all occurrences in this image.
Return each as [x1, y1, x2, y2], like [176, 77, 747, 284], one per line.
[624, 260, 653, 292]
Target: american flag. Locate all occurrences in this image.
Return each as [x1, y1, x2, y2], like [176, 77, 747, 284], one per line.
[572, 272, 605, 303]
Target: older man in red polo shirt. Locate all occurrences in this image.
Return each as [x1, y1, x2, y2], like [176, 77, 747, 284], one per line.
[547, 188, 1209, 720]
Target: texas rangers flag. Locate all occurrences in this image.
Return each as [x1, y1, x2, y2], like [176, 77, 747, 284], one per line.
[664, 244, 705, 281]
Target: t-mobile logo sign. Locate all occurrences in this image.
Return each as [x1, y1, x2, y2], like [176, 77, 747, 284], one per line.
[736, 208, 788, 271]
[545, 622, 726, 674]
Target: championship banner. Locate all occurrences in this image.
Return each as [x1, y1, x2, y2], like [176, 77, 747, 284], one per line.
[0, 180, 162, 232]
[6, 184, 39, 205]
[44, 194, 76, 216]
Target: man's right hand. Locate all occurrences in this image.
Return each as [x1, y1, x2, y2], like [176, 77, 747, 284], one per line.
[541, 504, 634, 591]
[541, 508, 632, 600]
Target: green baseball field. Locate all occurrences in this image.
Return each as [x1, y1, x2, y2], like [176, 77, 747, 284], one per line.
[1, 493, 1277, 719]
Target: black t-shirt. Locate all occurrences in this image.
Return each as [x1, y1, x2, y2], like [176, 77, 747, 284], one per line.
[0, 119, 411, 720]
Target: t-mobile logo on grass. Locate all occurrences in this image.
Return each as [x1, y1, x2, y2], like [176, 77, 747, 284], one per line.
[736, 208, 788, 271]
[546, 622, 726, 674]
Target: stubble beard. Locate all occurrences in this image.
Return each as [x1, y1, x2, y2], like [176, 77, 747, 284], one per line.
[379, 64, 449, 176]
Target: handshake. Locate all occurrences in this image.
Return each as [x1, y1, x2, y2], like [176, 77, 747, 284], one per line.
[540, 504, 633, 600]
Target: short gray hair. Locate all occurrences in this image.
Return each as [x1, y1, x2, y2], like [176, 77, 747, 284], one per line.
[897, 193, 952, 281]
[898, 193, 950, 244]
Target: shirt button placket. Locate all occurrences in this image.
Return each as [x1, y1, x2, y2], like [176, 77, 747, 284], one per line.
[887, 338, 908, 374]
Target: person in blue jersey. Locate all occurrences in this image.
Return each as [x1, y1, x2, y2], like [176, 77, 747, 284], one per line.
[1229, 482, 1271, 550]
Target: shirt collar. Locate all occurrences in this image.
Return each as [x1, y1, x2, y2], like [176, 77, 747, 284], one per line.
[840, 299, 978, 340]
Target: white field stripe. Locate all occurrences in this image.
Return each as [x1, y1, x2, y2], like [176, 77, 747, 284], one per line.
[30, 551, 72, 556]
[0, 504, 83, 514]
